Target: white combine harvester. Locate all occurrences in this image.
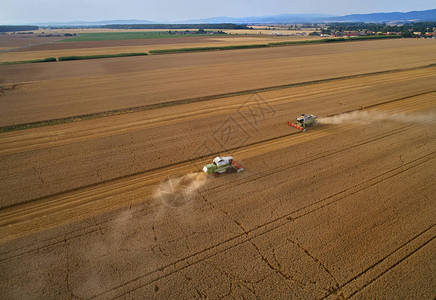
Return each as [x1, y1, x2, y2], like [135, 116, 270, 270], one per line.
[203, 156, 244, 177]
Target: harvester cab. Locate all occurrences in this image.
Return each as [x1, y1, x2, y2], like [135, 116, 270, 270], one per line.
[287, 114, 317, 132]
[203, 156, 244, 177]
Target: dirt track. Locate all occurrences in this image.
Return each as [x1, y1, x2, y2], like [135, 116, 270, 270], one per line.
[0, 39, 435, 299]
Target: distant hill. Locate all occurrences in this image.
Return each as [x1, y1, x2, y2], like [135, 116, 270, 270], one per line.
[326, 8, 436, 23]
[29, 8, 436, 26]
[182, 14, 336, 24]
[177, 9, 436, 24]
[34, 19, 156, 26]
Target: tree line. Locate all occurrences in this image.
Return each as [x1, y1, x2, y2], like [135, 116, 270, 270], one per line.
[101, 24, 250, 30]
[0, 25, 39, 32]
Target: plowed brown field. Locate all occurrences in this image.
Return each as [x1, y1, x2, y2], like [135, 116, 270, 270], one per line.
[0, 34, 318, 63]
[0, 39, 435, 299]
[0, 33, 66, 51]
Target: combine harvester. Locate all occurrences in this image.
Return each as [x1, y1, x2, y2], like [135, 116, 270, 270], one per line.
[287, 114, 317, 132]
[203, 156, 244, 177]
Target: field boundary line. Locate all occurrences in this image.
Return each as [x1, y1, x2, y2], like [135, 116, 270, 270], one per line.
[1, 64, 435, 132]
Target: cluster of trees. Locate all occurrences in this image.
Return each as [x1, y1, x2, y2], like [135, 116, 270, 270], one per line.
[0, 25, 38, 32]
[102, 24, 250, 30]
[327, 22, 436, 35]
[403, 22, 436, 34]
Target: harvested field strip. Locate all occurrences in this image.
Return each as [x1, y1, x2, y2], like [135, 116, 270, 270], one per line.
[1, 63, 435, 133]
[0, 125, 346, 212]
[0, 75, 434, 158]
[210, 125, 416, 193]
[0, 94, 432, 242]
[0, 123, 380, 222]
[0, 125, 410, 241]
[324, 91, 435, 116]
[0, 76, 434, 157]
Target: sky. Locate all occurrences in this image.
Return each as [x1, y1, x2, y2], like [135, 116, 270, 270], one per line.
[1, 0, 435, 24]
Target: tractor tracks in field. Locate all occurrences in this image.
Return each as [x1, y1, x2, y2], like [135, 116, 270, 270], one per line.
[342, 225, 435, 298]
[90, 151, 435, 299]
[0, 112, 414, 232]
[0, 121, 415, 253]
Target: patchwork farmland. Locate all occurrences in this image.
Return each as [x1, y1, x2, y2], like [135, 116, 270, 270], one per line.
[0, 33, 435, 299]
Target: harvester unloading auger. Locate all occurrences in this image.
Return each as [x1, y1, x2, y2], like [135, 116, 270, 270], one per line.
[203, 156, 244, 177]
[287, 114, 317, 132]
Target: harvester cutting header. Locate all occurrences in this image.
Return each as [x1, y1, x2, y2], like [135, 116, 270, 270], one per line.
[287, 114, 317, 132]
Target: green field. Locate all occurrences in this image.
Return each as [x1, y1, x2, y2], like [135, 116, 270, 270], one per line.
[60, 31, 226, 42]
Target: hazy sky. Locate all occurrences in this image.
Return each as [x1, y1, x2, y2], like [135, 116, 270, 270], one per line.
[1, 0, 435, 24]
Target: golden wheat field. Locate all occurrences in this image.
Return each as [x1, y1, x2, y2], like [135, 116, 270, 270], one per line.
[0, 35, 435, 299]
